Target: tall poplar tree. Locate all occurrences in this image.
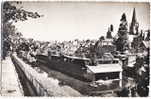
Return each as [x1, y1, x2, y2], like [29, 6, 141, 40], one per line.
[113, 13, 129, 52]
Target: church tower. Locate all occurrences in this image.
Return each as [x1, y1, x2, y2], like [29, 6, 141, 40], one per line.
[129, 8, 139, 35]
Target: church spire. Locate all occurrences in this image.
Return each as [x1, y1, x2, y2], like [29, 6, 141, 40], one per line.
[132, 8, 137, 24]
[129, 8, 139, 35]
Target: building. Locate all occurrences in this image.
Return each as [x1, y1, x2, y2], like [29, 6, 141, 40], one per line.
[128, 8, 148, 53]
[95, 38, 116, 58]
[129, 8, 139, 35]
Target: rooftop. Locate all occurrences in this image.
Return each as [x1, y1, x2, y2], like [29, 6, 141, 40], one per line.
[86, 64, 122, 73]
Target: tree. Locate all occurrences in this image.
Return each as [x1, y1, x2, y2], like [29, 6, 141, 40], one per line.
[99, 36, 105, 41]
[2, 1, 42, 59]
[145, 30, 150, 41]
[118, 13, 128, 39]
[110, 24, 114, 32]
[139, 30, 145, 41]
[3, 2, 41, 23]
[106, 26, 112, 39]
[113, 13, 129, 52]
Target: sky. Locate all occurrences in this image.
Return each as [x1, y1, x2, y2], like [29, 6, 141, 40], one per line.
[14, 2, 150, 41]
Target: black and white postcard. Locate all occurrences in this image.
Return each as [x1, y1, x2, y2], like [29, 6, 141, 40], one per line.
[0, 0, 150, 97]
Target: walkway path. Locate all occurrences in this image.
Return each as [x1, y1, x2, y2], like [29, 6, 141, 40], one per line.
[1, 56, 23, 96]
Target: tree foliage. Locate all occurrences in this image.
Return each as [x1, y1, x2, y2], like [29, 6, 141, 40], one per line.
[118, 13, 128, 39]
[110, 24, 113, 32]
[2, 1, 42, 59]
[3, 1, 42, 23]
[106, 25, 113, 39]
[106, 30, 112, 39]
[113, 13, 129, 52]
[99, 36, 105, 41]
[2, 1, 42, 39]
[145, 30, 150, 41]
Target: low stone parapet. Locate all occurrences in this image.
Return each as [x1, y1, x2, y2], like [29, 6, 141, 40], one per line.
[12, 54, 81, 96]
